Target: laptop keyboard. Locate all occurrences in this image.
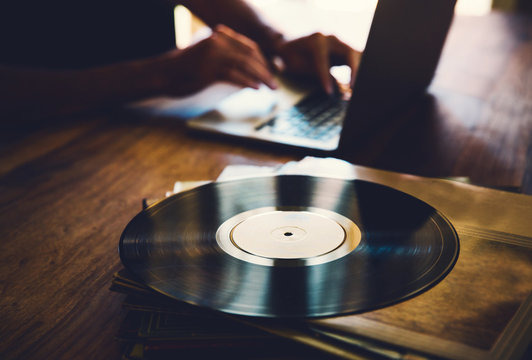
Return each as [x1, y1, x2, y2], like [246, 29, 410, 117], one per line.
[257, 92, 348, 141]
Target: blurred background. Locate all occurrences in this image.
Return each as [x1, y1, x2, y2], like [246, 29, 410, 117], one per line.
[173, 0, 527, 51]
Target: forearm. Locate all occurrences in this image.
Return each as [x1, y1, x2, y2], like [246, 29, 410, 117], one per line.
[179, 0, 285, 56]
[0, 59, 164, 123]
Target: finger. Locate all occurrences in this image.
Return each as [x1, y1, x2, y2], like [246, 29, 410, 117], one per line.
[336, 46, 361, 87]
[309, 33, 333, 94]
[349, 51, 362, 87]
[230, 52, 278, 89]
[214, 25, 271, 71]
[222, 66, 262, 89]
[214, 25, 277, 89]
[216, 52, 277, 89]
[327, 35, 361, 86]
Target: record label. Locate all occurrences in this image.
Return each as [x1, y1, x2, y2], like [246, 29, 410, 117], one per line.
[216, 206, 361, 266]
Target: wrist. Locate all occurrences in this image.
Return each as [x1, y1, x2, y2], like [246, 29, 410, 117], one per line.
[131, 53, 174, 98]
[259, 28, 286, 59]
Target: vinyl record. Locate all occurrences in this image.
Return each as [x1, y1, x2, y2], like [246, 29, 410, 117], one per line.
[119, 175, 459, 318]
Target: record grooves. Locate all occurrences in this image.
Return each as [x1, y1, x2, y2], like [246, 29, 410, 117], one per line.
[119, 175, 459, 318]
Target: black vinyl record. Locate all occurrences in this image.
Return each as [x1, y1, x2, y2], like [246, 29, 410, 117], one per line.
[119, 175, 459, 318]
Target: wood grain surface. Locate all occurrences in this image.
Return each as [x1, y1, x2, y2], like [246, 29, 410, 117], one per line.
[345, 12, 532, 190]
[0, 10, 531, 360]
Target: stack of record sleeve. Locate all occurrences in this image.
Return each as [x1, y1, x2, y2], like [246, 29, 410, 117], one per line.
[110, 270, 339, 360]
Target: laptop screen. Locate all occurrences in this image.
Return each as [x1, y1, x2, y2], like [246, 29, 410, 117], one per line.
[338, 0, 456, 153]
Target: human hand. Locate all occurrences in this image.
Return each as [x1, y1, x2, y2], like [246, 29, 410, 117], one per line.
[274, 33, 361, 95]
[154, 24, 278, 96]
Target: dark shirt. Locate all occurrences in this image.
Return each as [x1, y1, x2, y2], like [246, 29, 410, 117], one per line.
[0, 0, 176, 69]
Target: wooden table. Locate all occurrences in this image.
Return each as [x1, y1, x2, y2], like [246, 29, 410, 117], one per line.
[1, 10, 531, 360]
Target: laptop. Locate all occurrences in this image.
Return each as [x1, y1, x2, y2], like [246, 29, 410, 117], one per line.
[186, 0, 457, 154]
